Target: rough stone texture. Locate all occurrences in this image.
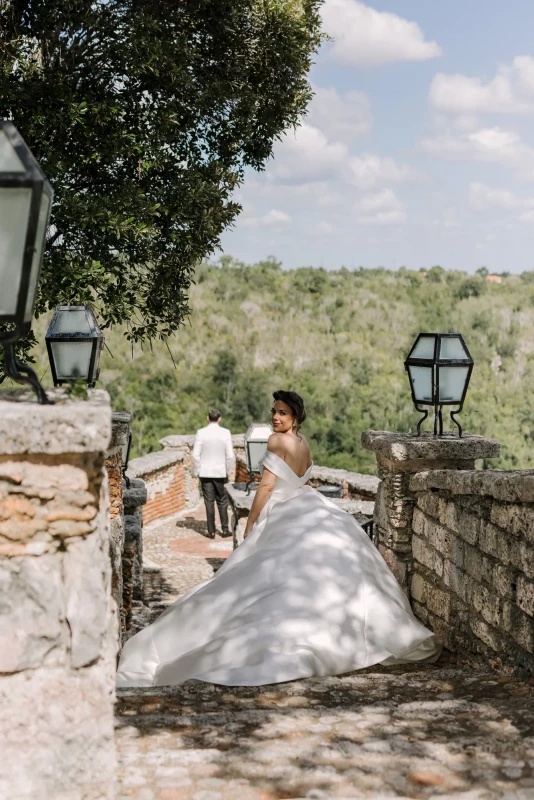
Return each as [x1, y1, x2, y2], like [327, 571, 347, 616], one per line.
[411, 470, 534, 678]
[105, 411, 132, 647]
[0, 392, 117, 800]
[124, 478, 148, 618]
[362, 431, 500, 597]
[127, 452, 186, 524]
[361, 430, 501, 463]
[117, 503, 534, 800]
[0, 387, 112, 454]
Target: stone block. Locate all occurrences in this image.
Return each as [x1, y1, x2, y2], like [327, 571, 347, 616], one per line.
[0, 388, 111, 455]
[426, 521, 464, 567]
[64, 533, 112, 669]
[0, 555, 68, 672]
[470, 615, 503, 652]
[469, 582, 502, 627]
[510, 540, 534, 580]
[124, 513, 142, 543]
[464, 545, 492, 585]
[491, 563, 517, 598]
[479, 522, 511, 563]
[443, 561, 469, 601]
[517, 577, 534, 617]
[108, 411, 132, 450]
[361, 430, 500, 462]
[415, 491, 441, 519]
[454, 506, 482, 545]
[506, 605, 534, 653]
[410, 571, 428, 604]
[490, 502, 534, 540]
[412, 535, 443, 577]
[378, 544, 410, 593]
[412, 508, 426, 537]
[426, 584, 453, 622]
[0, 666, 116, 800]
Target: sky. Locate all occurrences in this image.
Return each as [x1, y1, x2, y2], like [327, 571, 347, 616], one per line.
[220, 0, 534, 273]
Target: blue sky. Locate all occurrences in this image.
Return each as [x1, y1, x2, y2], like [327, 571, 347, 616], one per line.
[220, 0, 534, 273]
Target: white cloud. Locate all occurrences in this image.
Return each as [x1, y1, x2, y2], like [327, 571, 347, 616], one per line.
[241, 209, 292, 228]
[430, 56, 534, 115]
[268, 123, 348, 184]
[469, 182, 534, 223]
[321, 0, 442, 67]
[307, 87, 372, 143]
[317, 221, 334, 234]
[266, 123, 415, 190]
[355, 188, 406, 225]
[420, 125, 534, 180]
[348, 154, 415, 190]
[469, 182, 521, 211]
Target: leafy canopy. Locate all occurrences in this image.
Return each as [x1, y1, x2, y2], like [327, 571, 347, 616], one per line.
[0, 0, 323, 349]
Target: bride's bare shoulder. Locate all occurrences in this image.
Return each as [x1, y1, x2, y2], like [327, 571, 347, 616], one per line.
[267, 432, 286, 455]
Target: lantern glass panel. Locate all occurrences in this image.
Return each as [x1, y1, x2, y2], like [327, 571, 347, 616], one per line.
[50, 308, 92, 335]
[0, 187, 32, 315]
[0, 130, 25, 172]
[410, 336, 436, 360]
[439, 336, 469, 360]
[50, 340, 93, 380]
[408, 365, 433, 403]
[247, 441, 269, 473]
[438, 365, 470, 403]
[24, 192, 51, 322]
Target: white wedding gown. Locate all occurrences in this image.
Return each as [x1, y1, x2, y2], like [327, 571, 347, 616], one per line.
[116, 451, 441, 687]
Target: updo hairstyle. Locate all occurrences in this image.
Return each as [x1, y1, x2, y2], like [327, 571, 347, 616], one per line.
[272, 390, 307, 429]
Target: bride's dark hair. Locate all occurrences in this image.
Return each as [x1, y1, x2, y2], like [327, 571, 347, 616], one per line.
[273, 390, 307, 428]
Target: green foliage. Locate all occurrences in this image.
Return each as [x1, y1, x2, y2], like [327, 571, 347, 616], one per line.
[26, 257, 534, 474]
[0, 0, 323, 375]
[65, 379, 89, 401]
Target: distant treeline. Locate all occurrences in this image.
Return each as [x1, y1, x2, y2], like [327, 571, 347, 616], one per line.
[33, 257, 534, 473]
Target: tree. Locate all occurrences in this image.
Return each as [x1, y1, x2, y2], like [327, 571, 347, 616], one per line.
[0, 0, 323, 368]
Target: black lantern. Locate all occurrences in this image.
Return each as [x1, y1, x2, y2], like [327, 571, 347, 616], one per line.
[244, 423, 272, 494]
[45, 305, 104, 388]
[404, 333, 474, 437]
[0, 121, 54, 403]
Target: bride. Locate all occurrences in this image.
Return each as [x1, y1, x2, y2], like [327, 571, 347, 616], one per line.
[117, 390, 441, 688]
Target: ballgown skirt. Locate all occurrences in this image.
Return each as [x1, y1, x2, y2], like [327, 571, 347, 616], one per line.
[117, 453, 441, 687]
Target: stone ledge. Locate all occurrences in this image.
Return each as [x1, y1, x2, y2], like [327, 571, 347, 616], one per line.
[361, 430, 500, 462]
[0, 388, 111, 455]
[126, 450, 184, 479]
[310, 465, 379, 497]
[410, 469, 534, 503]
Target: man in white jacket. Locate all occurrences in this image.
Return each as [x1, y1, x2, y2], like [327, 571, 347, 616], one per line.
[193, 409, 235, 538]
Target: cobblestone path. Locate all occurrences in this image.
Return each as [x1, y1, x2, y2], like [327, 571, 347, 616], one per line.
[116, 509, 534, 800]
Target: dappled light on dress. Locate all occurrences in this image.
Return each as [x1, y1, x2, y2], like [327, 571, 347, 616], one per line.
[116, 451, 440, 687]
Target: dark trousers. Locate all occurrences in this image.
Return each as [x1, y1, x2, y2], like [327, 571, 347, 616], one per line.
[200, 477, 229, 536]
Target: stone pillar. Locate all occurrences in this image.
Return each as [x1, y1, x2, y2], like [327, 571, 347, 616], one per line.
[105, 411, 131, 647]
[122, 477, 147, 635]
[0, 388, 117, 800]
[361, 431, 500, 594]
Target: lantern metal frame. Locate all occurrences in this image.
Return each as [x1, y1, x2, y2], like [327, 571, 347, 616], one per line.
[122, 430, 133, 488]
[404, 332, 474, 438]
[244, 422, 272, 495]
[0, 121, 54, 404]
[45, 305, 105, 388]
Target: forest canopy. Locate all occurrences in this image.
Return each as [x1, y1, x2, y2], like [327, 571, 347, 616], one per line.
[30, 257, 534, 474]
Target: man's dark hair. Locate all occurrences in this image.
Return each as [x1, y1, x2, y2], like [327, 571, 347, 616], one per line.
[208, 408, 221, 422]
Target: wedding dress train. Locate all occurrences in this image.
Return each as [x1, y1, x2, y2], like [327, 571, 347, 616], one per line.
[116, 451, 441, 687]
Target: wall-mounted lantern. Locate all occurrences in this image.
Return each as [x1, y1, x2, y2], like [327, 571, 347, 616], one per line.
[45, 305, 104, 388]
[244, 422, 272, 494]
[404, 333, 474, 437]
[0, 121, 53, 403]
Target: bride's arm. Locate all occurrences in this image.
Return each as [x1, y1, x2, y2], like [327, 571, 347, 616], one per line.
[243, 467, 277, 538]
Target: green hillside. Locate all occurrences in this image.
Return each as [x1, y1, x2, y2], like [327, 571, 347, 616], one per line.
[31, 258, 534, 474]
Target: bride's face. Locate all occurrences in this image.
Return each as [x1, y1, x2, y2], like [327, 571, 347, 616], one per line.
[271, 400, 296, 433]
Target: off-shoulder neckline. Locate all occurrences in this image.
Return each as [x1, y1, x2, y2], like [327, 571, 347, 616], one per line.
[264, 450, 313, 480]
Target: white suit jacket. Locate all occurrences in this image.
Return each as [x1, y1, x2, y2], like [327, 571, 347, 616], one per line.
[192, 423, 235, 479]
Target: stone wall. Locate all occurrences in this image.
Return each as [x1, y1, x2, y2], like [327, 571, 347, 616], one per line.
[362, 430, 500, 594]
[105, 411, 131, 646]
[122, 478, 147, 633]
[0, 388, 117, 800]
[127, 450, 186, 524]
[410, 469, 534, 676]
